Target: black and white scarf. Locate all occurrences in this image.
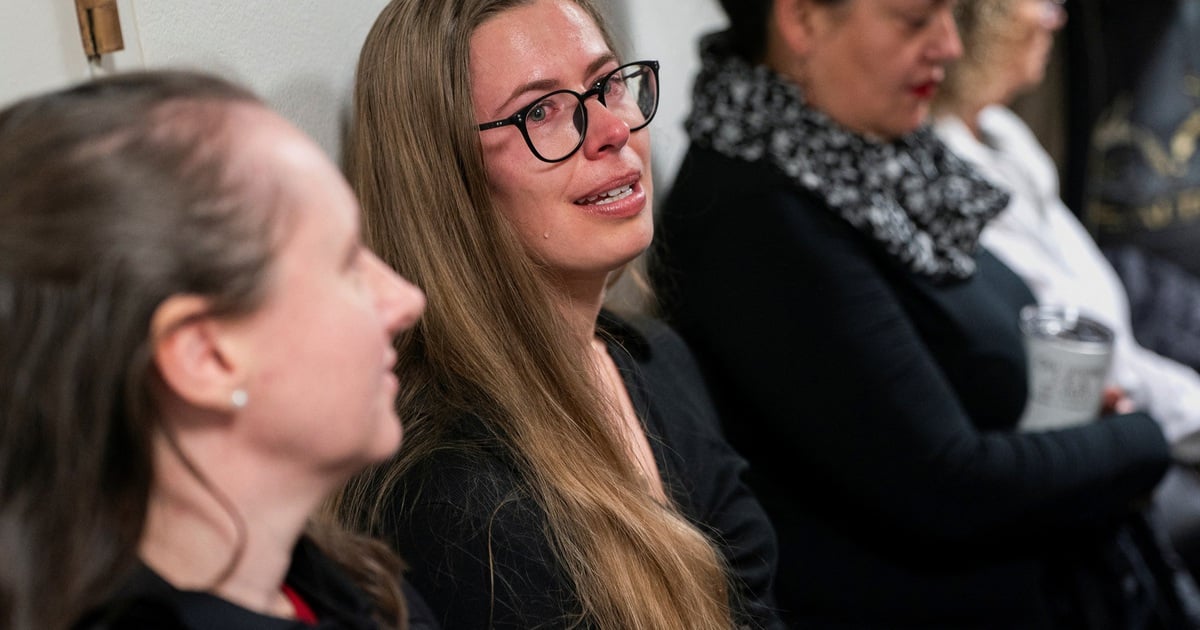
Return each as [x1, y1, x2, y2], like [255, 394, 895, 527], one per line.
[686, 33, 1009, 280]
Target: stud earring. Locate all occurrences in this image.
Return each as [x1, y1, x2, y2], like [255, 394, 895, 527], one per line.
[230, 389, 249, 409]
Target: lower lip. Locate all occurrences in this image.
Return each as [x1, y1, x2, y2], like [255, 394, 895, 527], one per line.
[575, 181, 646, 219]
[911, 83, 938, 100]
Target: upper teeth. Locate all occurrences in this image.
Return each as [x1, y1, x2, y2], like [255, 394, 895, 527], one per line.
[579, 184, 633, 205]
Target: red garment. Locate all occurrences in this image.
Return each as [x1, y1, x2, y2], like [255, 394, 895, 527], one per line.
[281, 584, 318, 625]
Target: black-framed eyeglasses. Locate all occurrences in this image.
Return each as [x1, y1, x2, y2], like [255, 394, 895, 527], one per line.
[477, 60, 660, 163]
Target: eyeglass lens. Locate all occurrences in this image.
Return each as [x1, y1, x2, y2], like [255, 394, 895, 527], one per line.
[525, 63, 657, 161]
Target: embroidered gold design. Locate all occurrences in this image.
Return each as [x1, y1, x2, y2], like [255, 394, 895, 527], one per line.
[1088, 74, 1200, 232]
[1093, 76, 1200, 178]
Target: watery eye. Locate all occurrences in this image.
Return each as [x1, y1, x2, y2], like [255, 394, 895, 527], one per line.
[525, 96, 569, 126]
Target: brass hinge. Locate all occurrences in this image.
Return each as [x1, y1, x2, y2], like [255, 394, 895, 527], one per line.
[75, 0, 125, 59]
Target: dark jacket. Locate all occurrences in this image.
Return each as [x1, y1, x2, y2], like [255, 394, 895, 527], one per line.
[77, 537, 438, 630]
[382, 313, 784, 629]
[652, 144, 1172, 628]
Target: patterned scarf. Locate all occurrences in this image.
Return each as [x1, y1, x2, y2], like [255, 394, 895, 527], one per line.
[686, 33, 1009, 280]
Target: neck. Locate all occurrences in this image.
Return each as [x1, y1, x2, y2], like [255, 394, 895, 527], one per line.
[139, 428, 322, 618]
[549, 269, 612, 346]
[943, 96, 990, 141]
[764, 33, 806, 100]
[942, 72, 1021, 141]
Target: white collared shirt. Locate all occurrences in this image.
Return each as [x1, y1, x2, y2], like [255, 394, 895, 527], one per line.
[937, 106, 1200, 455]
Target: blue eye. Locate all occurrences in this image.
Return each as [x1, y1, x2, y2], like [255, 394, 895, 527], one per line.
[604, 76, 627, 99]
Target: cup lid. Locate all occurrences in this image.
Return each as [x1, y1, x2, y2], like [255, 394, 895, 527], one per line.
[1020, 305, 1114, 345]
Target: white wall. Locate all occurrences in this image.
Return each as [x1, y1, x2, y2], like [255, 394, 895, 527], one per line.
[0, 0, 387, 161]
[0, 1, 93, 105]
[609, 0, 727, 196]
[122, 0, 389, 160]
[0, 0, 724, 184]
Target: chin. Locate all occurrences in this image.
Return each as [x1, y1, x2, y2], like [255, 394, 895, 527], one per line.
[364, 412, 404, 463]
[621, 224, 654, 264]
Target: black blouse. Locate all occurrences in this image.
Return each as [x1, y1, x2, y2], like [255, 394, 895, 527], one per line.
[78, 537, 438, 630]
[380, 313, 784, 629]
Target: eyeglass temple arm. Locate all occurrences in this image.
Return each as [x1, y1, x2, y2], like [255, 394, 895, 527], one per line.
[478, 118, 515, 131]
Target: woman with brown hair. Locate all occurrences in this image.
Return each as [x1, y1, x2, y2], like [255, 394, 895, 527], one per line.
[334, 0, 782, 628]
[0, 71, 430, 629]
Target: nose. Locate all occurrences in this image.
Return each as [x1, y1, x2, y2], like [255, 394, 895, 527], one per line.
[579, 98, 631, 160]
[366, 252, 425, 336]
[927, 8, 963, 62]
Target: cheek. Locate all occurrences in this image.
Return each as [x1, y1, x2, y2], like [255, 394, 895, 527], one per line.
[489, 180, 546, 250]
[485, 144, 553, 209]
[485, 157, 576, 244]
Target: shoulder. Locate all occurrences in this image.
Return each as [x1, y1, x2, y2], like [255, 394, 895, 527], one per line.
[599, 312, 701, 386]
[385, 412, 550, 570]
[979, 105, 1032, 138]
[664, 145, 825, 223]
[661, 145, 871, 265]
[978, 106, 1047, 158]
[391, 412, 525, 519]
[933, 114, 986, 165]
[75, 600, 186, 630]
[74, 568, 187, 630]
[600, 311, 726, 440]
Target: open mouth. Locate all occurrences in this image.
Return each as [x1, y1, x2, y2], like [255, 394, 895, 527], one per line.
[575, 184, 635, 206]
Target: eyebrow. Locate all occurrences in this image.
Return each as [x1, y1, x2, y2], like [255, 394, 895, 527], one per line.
[493, 53, 618, 116]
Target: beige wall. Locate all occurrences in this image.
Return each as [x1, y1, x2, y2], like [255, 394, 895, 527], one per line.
[0, 0, 722, 181]
[1, 0, 387, 160]
[0, 1, 96, 105]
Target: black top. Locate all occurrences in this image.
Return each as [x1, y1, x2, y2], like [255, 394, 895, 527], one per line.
[652, 145, 1172, 628]
[78, 537, 438, 630]
[381, 313, 784, 629]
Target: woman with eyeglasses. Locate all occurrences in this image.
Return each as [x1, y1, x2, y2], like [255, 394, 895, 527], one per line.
[330, 1, 783, 629]
[652, 0, 1189, 627]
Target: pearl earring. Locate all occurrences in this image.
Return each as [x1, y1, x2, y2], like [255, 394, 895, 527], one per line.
[230, 389, 249, 409]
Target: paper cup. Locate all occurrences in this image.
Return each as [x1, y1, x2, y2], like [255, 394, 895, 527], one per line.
[1018, 305, 1115, 431]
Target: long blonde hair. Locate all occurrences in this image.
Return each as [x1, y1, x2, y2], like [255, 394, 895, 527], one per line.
[334, 1, 733, 628]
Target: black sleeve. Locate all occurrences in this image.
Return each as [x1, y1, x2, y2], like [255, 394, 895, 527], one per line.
[658, 168, 1170, 549]
[631, 319, 785, 630]
[386, 451, 584, 630]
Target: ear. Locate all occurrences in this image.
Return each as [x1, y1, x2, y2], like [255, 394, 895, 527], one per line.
[151, 295, 243, 413]
[772, 0, 817, 58]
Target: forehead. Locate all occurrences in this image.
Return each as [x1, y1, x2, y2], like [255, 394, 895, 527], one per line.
[469, 0, 611, 95]
[226, 105, 357, 232]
